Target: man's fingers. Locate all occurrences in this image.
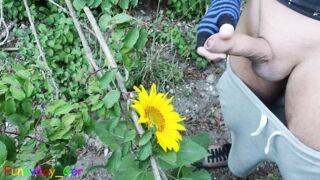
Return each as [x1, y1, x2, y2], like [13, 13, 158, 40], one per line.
[204, 33, 273, 63]
[219, 24, 234, 40]
[197, 47, 226, 62]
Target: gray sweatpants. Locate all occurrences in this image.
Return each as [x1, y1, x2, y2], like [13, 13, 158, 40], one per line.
[217, 59, 320, 179]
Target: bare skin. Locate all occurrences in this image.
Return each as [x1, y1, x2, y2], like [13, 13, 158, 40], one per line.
[198, 0, 320, 151]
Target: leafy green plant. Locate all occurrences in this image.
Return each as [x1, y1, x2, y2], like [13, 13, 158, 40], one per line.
[167, 0, 209, 20]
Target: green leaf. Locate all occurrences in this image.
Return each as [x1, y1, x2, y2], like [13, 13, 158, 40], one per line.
[114, 167, 142, 180]
[94, 121, 120, 150]
[91, 101, 104, 111]
[0, 135, 16, 161]
[23, 81, 34, 98]
[99, 69, 116, 89]
[54, 103, 75, 116]
[9, 86, 26, 101]
[106, 148, 122, 173]
[101, 0, 112, 12]
[73, 0, 86, 11]
[138, 142, 152, 161]
[113, 155, 142, 180]
[181, 169, 211, 180]
[175, 138, 208, 167]
[188, 132, 209, 149]
[21, 100, 33, 116]
[86, 0, 95, 6]
[157, 150, 177, 166]
[5, 98, 16, 114]
[72, 133, 85, 147]
[62, 113, 76, 126]
[91, 0, 102, 8]
[135, 28, 148, 49]
[0, 141, 7, 163]
[46, 100, 67, 114]
[136, 171, 154, 180]
[122, 28, 140, 52]
[111, 13, 133, 25]
[16, 70, 30, 79]
[103, 90, 120, 108]
[2, 75, 21, 87]
[99, 14, 112, 32]
[0, 83, 8, 95]
[158, 138, 208, 169]
[124, 130, 136, 142]
[139, 130, 153, 146]
[130, 0, 138, 7]
[118, 0, 129, 9]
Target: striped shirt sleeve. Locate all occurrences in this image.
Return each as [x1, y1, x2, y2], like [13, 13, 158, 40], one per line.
[197, 0, 241, 48]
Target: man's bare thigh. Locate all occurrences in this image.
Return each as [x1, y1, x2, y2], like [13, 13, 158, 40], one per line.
[286, 59, 320, 151]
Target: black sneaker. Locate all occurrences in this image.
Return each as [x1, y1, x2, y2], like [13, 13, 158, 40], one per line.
[199, 143, 231, 168]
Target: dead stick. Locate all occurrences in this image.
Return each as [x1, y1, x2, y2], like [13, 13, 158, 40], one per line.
[83, 7, 164, 180]
[23, 0, 59, 99]
[64, 0, 101, 76]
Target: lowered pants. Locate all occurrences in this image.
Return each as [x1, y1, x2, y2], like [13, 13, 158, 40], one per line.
[217, 60, 320, 179]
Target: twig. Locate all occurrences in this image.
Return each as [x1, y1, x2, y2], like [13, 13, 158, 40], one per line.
[47, 0, 95, 35]
[83, 7, 164, 180]
[64, 0, 101, 76]
[4, 131, 47, 145]
[3, 47, 18, 52]
[0, 20, 16, 41]
[0, 0, 9, 46]
[23, 0, 60, 99]
[83, 8, 127, 95]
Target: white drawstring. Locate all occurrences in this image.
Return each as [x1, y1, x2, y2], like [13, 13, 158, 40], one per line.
[264, 131, 282, 155]
[251, 113, 268, 136]
[250, 112, 283, 155]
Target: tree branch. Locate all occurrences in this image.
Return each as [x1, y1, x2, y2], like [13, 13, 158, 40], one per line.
[64, 0, 101, 77]
[23, 0, 60, 99]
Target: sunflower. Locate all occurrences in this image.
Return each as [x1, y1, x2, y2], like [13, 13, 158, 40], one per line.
[131, 84, 186, 152]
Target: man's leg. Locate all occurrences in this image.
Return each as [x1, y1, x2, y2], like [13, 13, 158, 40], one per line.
[286, 59, 320, 151]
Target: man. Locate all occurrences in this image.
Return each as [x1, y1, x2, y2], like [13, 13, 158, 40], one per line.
[196, 0, 320, 177]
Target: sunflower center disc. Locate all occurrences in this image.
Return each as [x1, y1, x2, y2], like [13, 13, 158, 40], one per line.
[145, 106, 165, 132]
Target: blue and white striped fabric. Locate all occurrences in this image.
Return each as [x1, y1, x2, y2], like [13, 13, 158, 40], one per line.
[197, 0, 241, 48]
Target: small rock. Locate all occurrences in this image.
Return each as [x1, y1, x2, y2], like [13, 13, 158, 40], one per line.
[206, 74, 216, 84]
[208, 85, 214, 92]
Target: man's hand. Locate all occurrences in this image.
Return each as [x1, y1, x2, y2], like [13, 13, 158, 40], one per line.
[197, 24, 234, 62]
[198, 24, 273, 64]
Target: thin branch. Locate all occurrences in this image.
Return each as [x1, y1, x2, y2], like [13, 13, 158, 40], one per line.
[64, 0, 101, 76]
[83, 7, 164, 180]
[4, 131, 48, 145]
[0, 20, 16, 42]
[23, 0, 60, 99]
[3, 47, 18, 52]
[83, 7, 127, 94]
